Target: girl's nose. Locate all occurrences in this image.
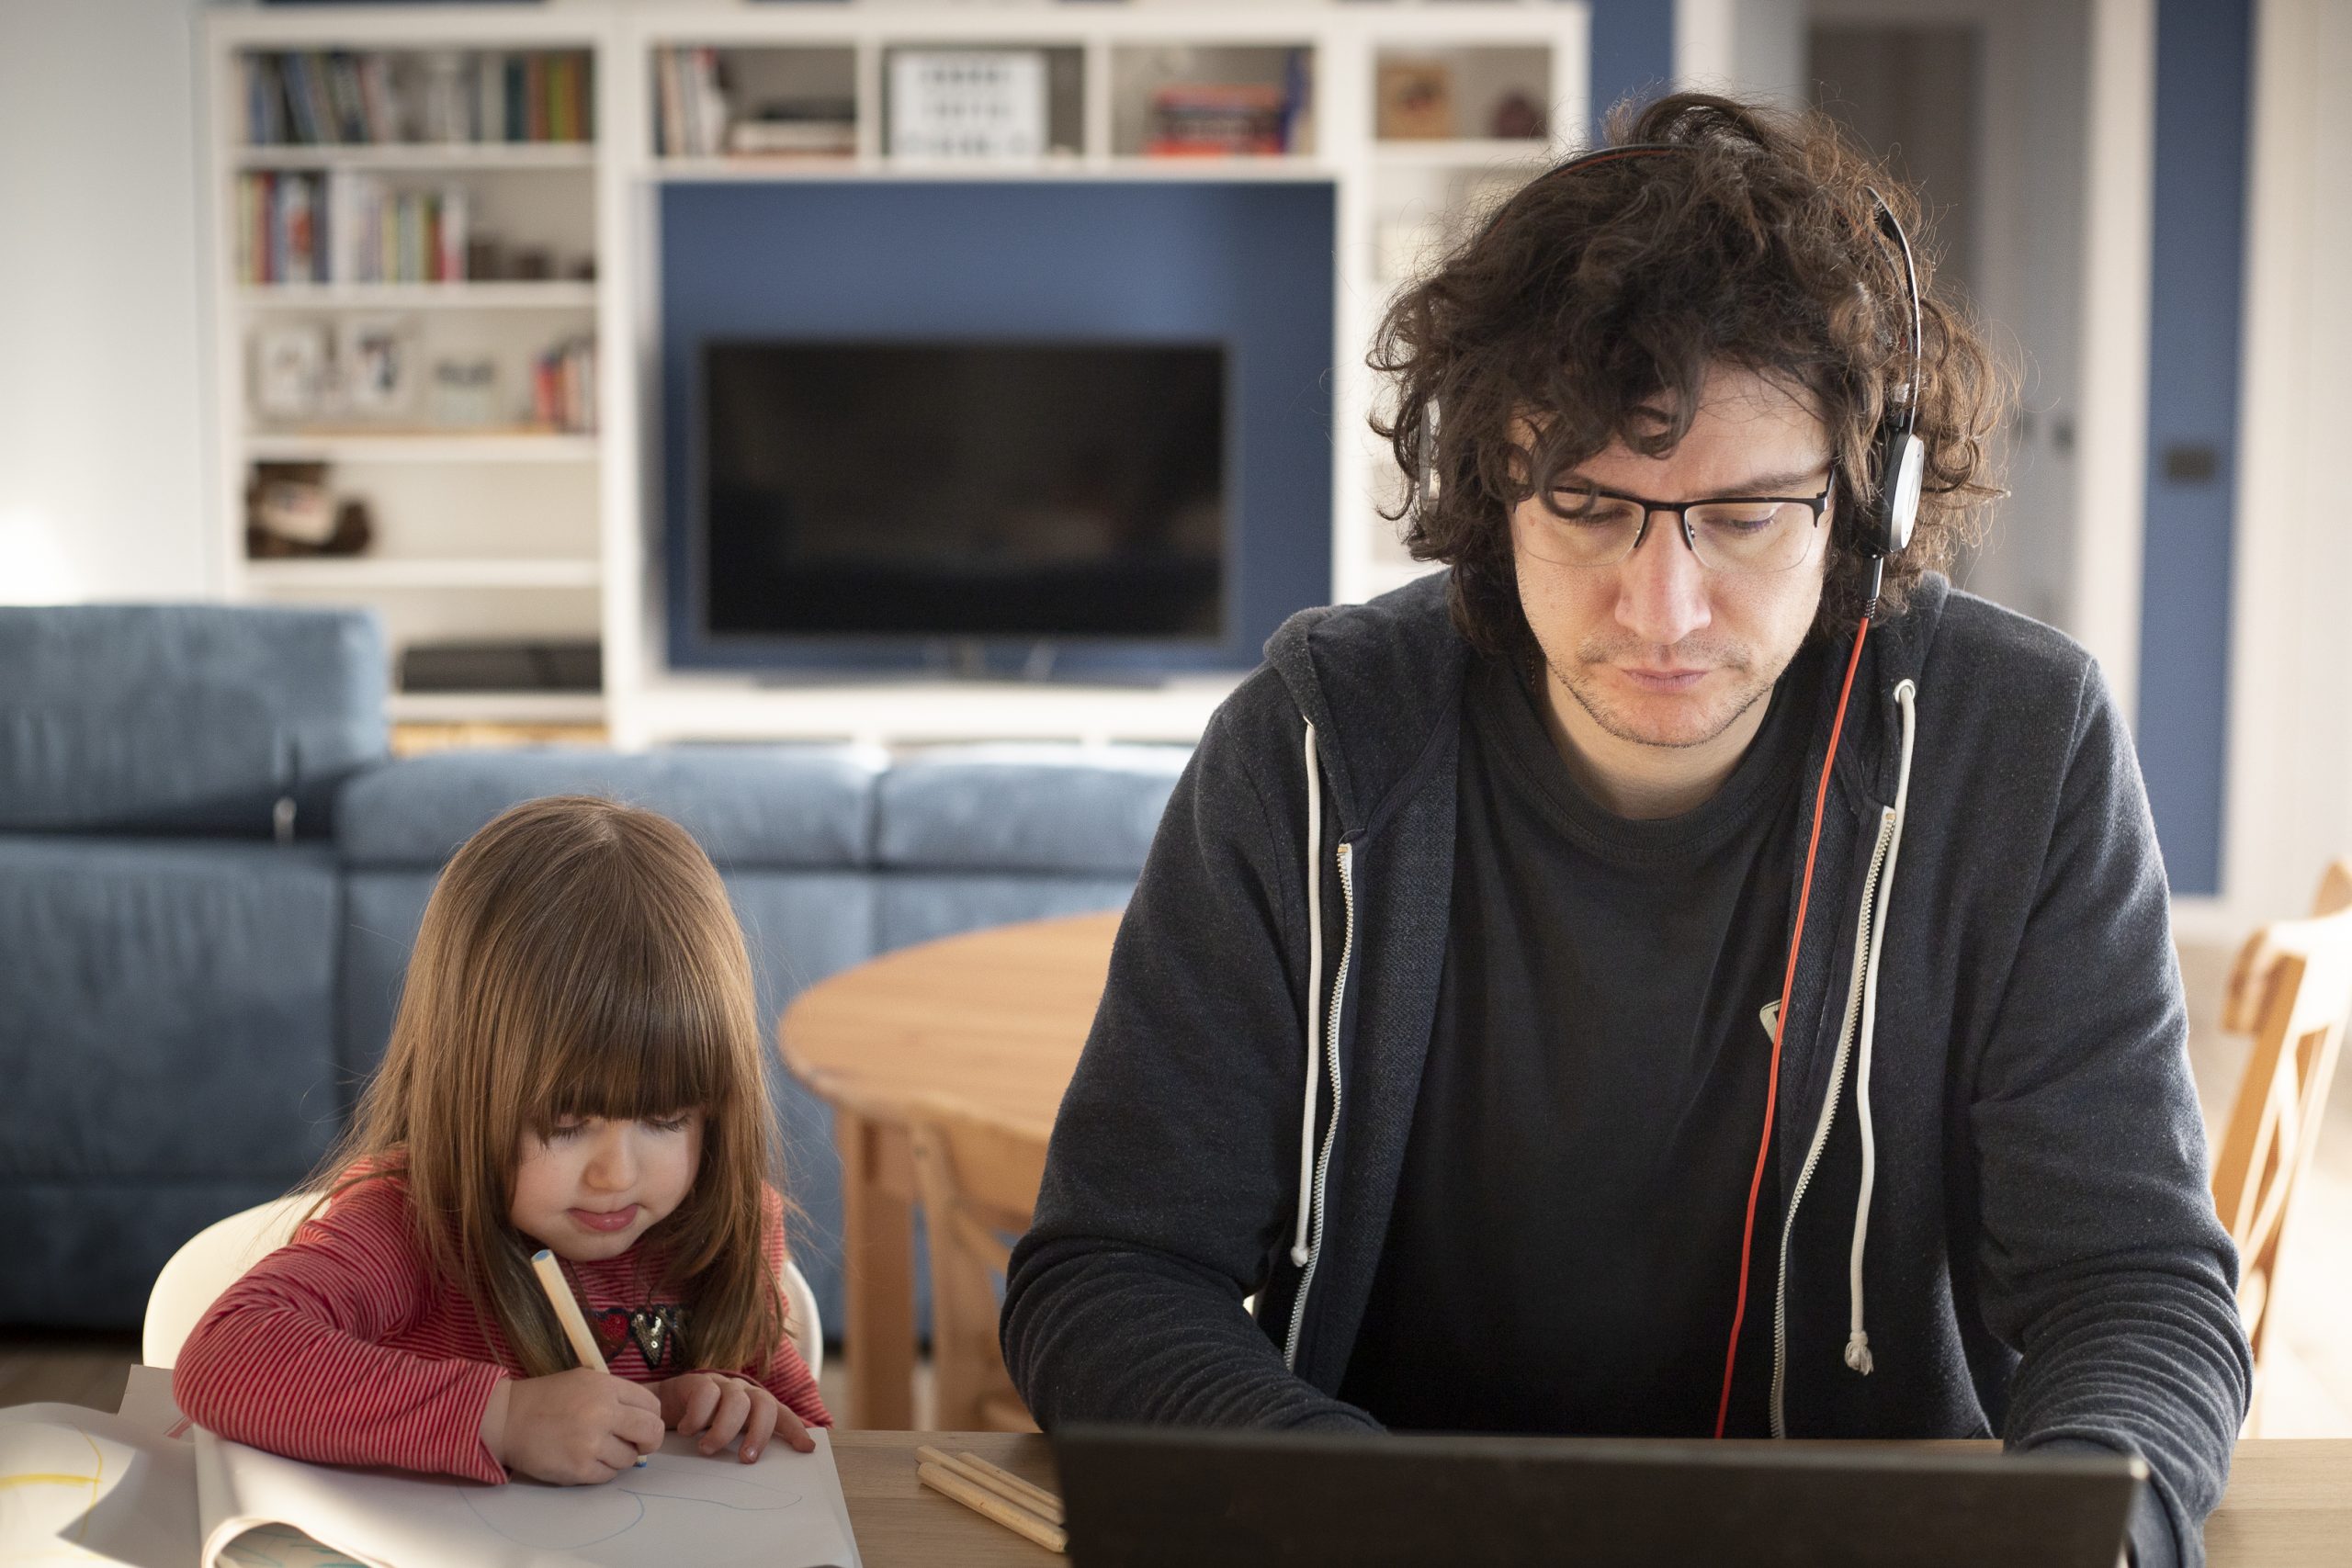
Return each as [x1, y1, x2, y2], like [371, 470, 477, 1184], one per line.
[1615, 513, 1713, 648]
[583, 1122, 638, 1189]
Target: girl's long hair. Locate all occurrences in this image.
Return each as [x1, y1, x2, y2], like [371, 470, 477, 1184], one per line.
[313, 795, 785, 1378]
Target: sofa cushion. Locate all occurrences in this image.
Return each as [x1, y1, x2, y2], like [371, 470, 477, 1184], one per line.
[6, 1178, 309, 1327]
[875, 873, 1136, 953]
[0, 604, 385, 836]
[0, 837, 341, 1179]
[876, 743, 1187, 874]
[336, 745, 879, 869]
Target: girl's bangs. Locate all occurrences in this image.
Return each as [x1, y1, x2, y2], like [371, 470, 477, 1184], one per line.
[525, 957, 751, 1134]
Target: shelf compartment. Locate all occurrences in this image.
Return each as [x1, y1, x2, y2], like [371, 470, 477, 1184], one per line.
[652, 44, 858, 161]
[1111, 44, 1315, 160]
[882, 43, 1086, 162]
[1373, 45, 1555, 145]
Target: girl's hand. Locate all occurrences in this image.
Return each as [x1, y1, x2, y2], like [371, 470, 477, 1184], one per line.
[654, 1373, 815, 1461]
[483, 1368, 665, 1485]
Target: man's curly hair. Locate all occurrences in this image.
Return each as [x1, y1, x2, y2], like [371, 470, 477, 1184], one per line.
[1371, 92, 2009, 653]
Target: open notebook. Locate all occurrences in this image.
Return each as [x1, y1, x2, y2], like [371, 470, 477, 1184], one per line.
[0, 1400, 863, 1568]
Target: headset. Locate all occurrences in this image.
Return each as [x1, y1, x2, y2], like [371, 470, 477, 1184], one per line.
[1424, 141, 1928, 1438]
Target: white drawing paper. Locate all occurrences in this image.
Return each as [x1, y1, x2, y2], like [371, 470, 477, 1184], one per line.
[1, 1401, 860, 1568]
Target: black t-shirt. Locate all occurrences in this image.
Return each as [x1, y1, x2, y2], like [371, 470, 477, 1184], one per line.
[1337, 645, 1818, 1438]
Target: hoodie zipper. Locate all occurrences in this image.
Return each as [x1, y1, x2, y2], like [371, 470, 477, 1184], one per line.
[1284, 839, 1356, 1371]
[1769, 803, 1897, 1437]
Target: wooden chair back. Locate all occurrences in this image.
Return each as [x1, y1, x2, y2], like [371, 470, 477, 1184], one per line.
[907, 1101, 1050, 1432]
[2211, 859, 2352, 1428]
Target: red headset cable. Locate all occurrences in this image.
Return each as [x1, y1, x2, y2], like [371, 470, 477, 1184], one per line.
[1713, 605, 1875, 1440]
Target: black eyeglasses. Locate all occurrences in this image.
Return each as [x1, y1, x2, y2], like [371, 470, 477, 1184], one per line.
[1524, 473, 1837, 575]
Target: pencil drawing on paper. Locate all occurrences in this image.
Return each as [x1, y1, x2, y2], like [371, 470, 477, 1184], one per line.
[461, 1453, 805, 1549]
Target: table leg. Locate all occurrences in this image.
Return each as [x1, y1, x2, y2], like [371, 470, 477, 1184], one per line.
[838, 1107, 917, 1430]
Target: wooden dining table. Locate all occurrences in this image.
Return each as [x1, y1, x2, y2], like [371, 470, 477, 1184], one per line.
[780, 909, 1122, 1429]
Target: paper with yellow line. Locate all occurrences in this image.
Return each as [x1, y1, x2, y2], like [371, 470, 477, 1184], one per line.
[1, 1402, 860, 1567]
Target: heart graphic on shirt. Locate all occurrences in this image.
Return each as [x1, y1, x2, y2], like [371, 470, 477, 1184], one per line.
[589, 1304, 686, 1369]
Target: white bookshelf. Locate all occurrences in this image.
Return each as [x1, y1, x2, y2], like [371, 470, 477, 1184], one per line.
[204, 5, 621, 732]
[202, 3, 1589, 746]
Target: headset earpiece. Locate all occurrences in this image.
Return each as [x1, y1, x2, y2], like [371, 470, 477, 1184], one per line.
[1872, 426, 1924, 557]
[1860, 186, 1927, 564]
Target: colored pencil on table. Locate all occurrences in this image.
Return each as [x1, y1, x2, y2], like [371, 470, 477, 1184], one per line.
[916, 1443, 1065, 1523]
[918, 1459, 1067, 1553]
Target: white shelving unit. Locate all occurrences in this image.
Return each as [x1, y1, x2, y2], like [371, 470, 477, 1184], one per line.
[202, 3, 1589, 746]
[203, 6, 621, 732]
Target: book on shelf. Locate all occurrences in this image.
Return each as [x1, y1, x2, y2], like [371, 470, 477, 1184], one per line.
[728, 96, 858, 159]
[237, 173, 470, 285]
[241, 49, 594, 147]
[653, 46, 733, 157]
[533, 336, 597, 434]
[1145, 51, 1313, 157]
[1147, 84, 1288, 157]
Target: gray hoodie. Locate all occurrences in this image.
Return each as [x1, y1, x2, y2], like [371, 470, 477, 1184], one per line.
[1002, 570, 2250, 1568]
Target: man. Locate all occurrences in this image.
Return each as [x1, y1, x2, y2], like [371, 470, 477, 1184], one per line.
[1001, 96, 2249, 1568]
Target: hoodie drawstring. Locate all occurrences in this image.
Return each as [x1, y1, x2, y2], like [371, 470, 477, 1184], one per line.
[1844, 678, 1917, 1376]
[1292, 721, 1324, 1269]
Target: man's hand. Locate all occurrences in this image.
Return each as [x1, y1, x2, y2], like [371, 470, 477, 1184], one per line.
[653, 1372, 814, 1462]
[480, 1368, 665, 1485]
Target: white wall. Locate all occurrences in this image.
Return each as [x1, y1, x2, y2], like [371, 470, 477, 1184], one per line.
[2215, 0, 2352, 931]
[0, 0, 214, 604]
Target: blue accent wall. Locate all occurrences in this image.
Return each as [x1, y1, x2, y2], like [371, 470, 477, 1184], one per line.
[2134, 0, 2252, 896]
[1586, 0, 1676, 136]
[659, 180, 1334, 676]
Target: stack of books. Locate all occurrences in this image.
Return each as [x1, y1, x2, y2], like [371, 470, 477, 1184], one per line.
[235, 175, 470, 285]
[532, 337, 597, 434]
[1146, 84, 1290, 156]
[1145, 51, 1312, 157]
[241, 50, 594, 147]
[729, 98, 858, 159]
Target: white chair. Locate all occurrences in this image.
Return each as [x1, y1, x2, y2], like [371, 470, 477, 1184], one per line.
[142, 1195, 824, 1380]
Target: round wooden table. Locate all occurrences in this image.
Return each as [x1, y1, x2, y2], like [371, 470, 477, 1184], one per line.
[780, 909, 1121, 1428]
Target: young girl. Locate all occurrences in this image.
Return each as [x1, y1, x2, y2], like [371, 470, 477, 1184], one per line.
[175, 795, 832, 1486]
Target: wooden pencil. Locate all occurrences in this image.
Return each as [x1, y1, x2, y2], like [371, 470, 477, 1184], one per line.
[530, 1249, 608, 1371]
[528, 1247, 649, 1467]
[918, 1461, 1068, 1553]
[915, 1444, 1066, 1524]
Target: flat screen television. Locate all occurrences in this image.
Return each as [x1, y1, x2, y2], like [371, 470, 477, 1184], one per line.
[694, 339, 1228, 661]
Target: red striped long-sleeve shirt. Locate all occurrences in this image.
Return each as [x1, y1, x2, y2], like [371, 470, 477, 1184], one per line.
[173, 1168, 831, 1483]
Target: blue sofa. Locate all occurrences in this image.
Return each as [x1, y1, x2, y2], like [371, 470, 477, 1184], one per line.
[0, 605, 1185, 1333]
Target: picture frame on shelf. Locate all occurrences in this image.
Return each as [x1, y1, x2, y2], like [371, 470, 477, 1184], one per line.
[252, 320, 332, 422]
[1375, 60, 1455, 141]
[888, 50, 1047, 161]
[339, 315, 418, 418]
[430, 354, 500, 428]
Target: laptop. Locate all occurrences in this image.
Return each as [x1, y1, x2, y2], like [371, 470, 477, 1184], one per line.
[1054, 1426, 2144, 1567]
